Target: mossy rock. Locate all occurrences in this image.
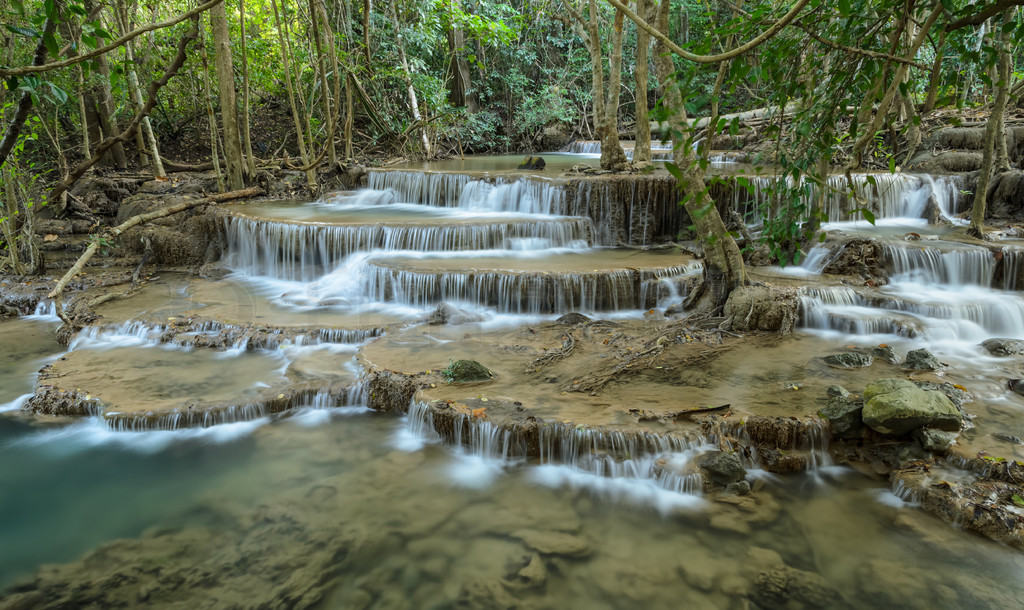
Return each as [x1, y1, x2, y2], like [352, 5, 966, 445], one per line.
[445, 360, 494, 384]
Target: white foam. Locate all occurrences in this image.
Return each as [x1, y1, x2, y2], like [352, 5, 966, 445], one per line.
[0, 393, 32, 413]
[530, 463, 706, 514]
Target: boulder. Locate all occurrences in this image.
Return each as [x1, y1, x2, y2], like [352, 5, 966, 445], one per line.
[752, 566, 842, 610]
[913, 428, 958, 452]
[826, 385, 850, 398]
[697, 451, 747, 485]
[821, 238, 887, 284]
[427, 303, 483, 326]
[824, 352, 873, 368]
[862, 378, 961, 436]
[1008, 379, 1024, 397]
[903, 348, 941, 370]
[723, 285, 799, 333]
[517, 156, 546, 171]
[444, 360, 494, 384]
[819, 396, 864, 440]
[981, 338, 1024, 356]
[556, 312, 591, 325]
[871, 345, 900, 364]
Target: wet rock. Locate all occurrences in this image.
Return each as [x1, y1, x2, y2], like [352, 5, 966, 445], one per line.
[871, 345, 900, 364]
[819, 396, 864, 440]
[516, 156, 546, 170]
[913, 381, 972, 413]
[821, 238, 887, 284]
[913, 427, 958, 452]
[907, 151, 982, 173]
[993, 432, 1024, 445]
[826, 385, 850, 398]
[511, 530, 590, 557]
[823, 352, 873, 368]
[455, 578, 519, 609]
[556, 312, 591, 325]
[862, 378, 961, 436]
[981, 338, 1024, 356]
[723, 285, 799, 333]
[427, 302, 483, 326]
[664, 302, 685, 317]
[697, 451, 747, 485]
[904, 348, 941, 371]
[752, 566, 842, 610]
[367, 370, 418, 413]
[444, 360, 494, 384]
[725, 480, 751, 495]
[508, 554, 546, 588]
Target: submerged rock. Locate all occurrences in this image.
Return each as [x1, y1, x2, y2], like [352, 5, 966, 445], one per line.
[904, 348, 941, 371]
[752, 566, 842, 610]
[820, 396, 864, 440]
[824, 352, 873, 368]
[511, 530, 590, 557]
[444, 360, 494, 384]
[981, 338, 1024, 356]
[913, 427, 958, 452]
[697, 451, 747, 485]
[862, 378, 961, 436]
[427, 302, 484, 326]
[1008, 379, 1024, 397]
[516, 156, 546, 170]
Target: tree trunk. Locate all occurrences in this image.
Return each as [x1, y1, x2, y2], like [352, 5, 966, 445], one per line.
[391, 3, 430, 156]
[652, 0, 682, 119]
[95, 51, 128, 168]
[970, 17, 1013, 238]
[271, 0, 317, 189]
[633, 0, 652, 163]
[586, 0, 606, 138]
[117, 0, 166, 177]
[239, 0, 258, 176]
[210, 0, 246, 190]
[309, 0, 337, 166]
[199, 16, 226, 192]
[600, 5, 629, 169]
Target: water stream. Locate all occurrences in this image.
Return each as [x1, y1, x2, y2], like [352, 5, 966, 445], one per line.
[3, 151, 1024, 607]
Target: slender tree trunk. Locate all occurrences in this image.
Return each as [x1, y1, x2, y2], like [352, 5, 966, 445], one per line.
[210, 0, 246, 190]
[391, 3, 430, 156]
[923, 30, 946, 113]
[633, 0, 652, 162]
[117, 0, 165, 177]
[199, 17, 226, 192]
[970, 17, 1013, 238]
[586, 0, 606, 138]
[271, 0, 317, 188]
[239, 0, 258, 176]
[995, 14, 1014, 172]
[600, 5, 629, 169]
[309, 0, 337, 166]
[652, 0, 682, 121]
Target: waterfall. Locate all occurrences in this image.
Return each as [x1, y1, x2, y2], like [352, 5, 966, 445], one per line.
[884, 244, 996, 286]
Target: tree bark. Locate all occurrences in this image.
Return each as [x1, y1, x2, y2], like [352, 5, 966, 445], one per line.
[391, 3, 431, 156]
[600, 5, 629, 169]
[239, 0, 258, 177]
[210, 0, 246, 190]
[271, 0, 316, 189]
[633, 0, 652, 162]
[970, 16, 1013, 238]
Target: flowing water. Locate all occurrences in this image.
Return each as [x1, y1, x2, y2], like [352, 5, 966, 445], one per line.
[3, 153, 1024, 607]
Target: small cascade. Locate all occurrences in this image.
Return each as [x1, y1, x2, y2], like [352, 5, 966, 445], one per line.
[720, 173, 965, 224]
[364, 262, 697, 314]
[366, 170, 476, 207]
[25, 301, 59, 321]
[224, 214, 594, 279]
[884, 244, 995, 285]
[566, 141, 602, 155]
[69, 321, 165, 350]
[456, 178, 566, 215]
[1000, 246, 1024, 290]
[565, 176, 685, 246]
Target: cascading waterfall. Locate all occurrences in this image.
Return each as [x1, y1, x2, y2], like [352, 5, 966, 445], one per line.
[884, 244, 995, 285]
[224, 214, 595, 279]
[724, 173, 965, 224]
[363, 262, 698, 314]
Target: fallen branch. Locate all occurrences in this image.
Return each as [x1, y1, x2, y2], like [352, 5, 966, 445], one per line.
[47, 186, 262, 324]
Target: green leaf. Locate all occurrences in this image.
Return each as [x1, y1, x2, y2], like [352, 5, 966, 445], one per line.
[5, 24, 39, 38]
[664, 161, 684, 182]
[838, 0, 850, 18]
[48, 82, 68, 104]
[43, 31, 59, 59]
[1012, 493, 1024, 507]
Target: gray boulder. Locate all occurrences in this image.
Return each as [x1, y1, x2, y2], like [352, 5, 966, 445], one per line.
[904, 348, 941, 370]
[697, 451, 747, 485]
[428, 302, 484, 326]
[826, 385, 850, 398]
[819, 396, 864, 439]
[862, 378, 961, 436]
[913, 428, 958, 452]
[872, 345, 899, 364]
[824, 352, 873, 368]
[981, 338, 1024, 356]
